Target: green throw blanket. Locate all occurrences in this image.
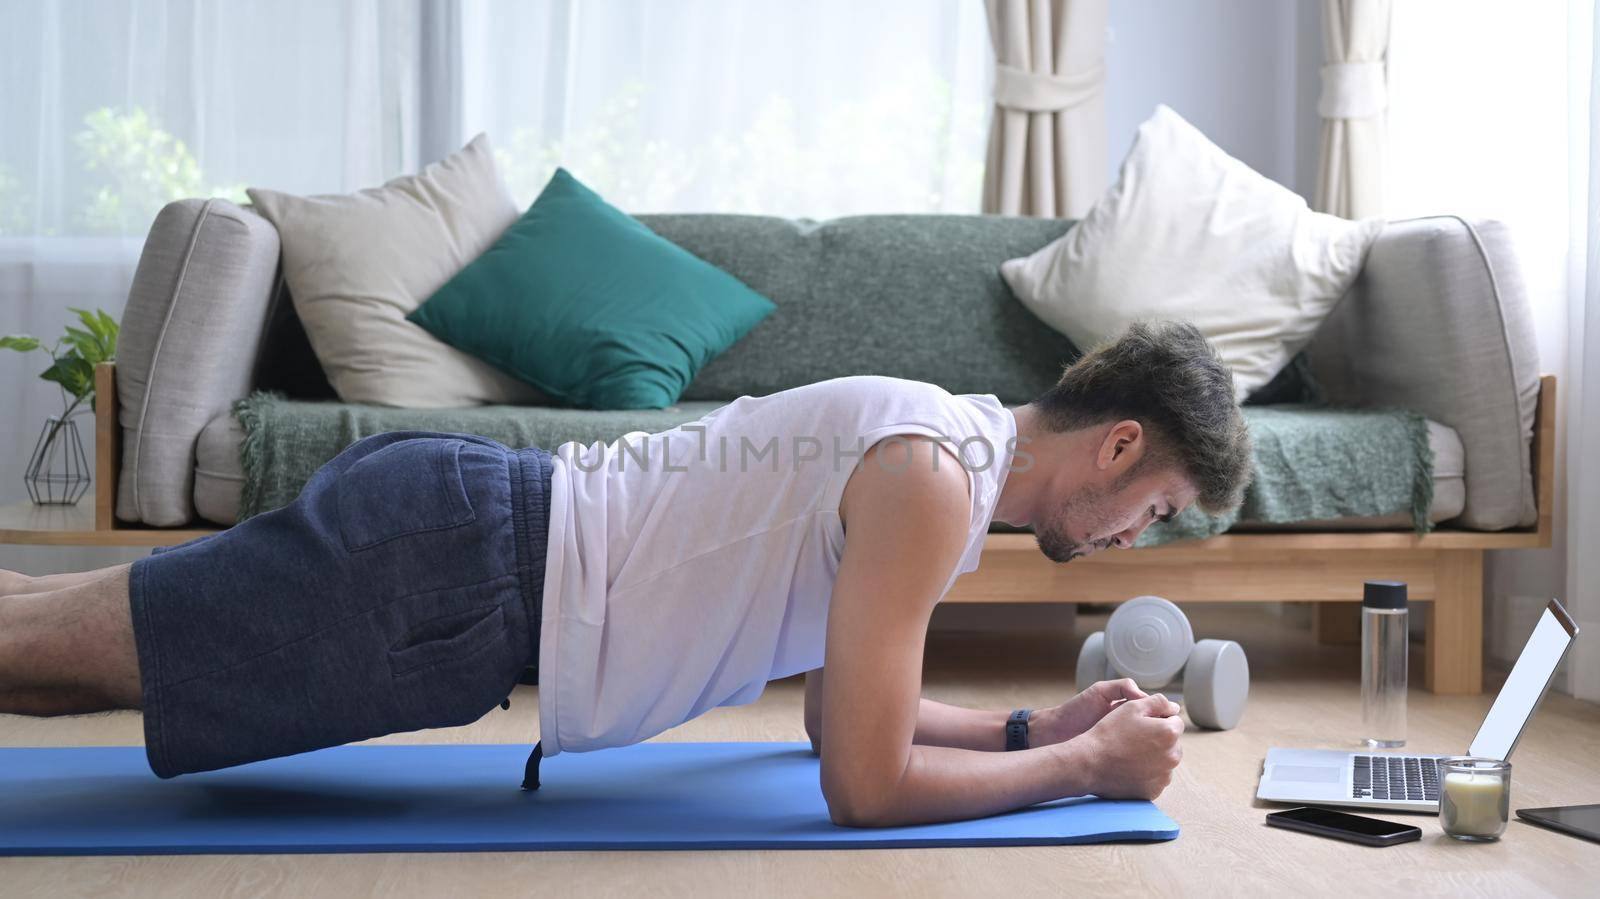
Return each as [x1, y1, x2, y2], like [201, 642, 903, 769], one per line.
[234, 393, 1434, 542]
[1138, 405, 1434, 545]
[235, 393, 722, 522]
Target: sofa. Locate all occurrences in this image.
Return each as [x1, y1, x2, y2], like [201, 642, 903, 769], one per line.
[93, 199, 1554, 694]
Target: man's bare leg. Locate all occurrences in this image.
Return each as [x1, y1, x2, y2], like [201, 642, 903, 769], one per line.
[0, 563, 127, 597]
[0, 562, 141, 716]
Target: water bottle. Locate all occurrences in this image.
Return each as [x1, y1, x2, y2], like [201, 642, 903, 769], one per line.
[1362, 580, 1408, 748]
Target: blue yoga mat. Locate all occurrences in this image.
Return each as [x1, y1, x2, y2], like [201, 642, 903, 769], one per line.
[0, 742, 1178, 855]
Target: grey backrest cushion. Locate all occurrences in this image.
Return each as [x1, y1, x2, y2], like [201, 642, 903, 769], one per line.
[638, 215, 1081, 404]
[250, 214, 1081, 406]
[1306, 217, 1541, 530]
[116, 199, 281, 526]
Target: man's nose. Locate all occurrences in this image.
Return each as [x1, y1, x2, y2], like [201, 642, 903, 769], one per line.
[1112, 520, 1152, 549]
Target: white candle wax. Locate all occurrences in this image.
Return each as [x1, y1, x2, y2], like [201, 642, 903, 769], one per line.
[1441, 771, 1508, 838]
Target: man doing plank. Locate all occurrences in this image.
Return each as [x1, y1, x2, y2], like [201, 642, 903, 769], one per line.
[0, 321, 1251, 827]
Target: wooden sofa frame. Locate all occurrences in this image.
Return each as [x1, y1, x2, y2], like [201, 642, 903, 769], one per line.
[90, 362, 1557, 694]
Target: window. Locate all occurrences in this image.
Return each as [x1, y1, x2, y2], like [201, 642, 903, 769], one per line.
[459, 0, 991, 217]
[0, 0, 992, 240]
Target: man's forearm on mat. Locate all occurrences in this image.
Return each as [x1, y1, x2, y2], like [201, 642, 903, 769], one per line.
[831, 739, 1093, 827]
[807, 692, 1009, 753]
[912, 698, 1009, 751]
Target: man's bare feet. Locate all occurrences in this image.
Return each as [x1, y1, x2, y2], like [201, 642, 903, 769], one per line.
[0, 562, 141, 714]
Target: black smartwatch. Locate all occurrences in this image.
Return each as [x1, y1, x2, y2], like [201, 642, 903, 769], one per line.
[1005, 708, 1032, 751]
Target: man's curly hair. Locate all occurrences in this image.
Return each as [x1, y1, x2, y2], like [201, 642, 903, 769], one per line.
[1031, 321, 1253, 515]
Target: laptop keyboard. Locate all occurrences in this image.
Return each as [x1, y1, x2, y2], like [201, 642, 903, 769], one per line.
[1352, 755, 1441, 802]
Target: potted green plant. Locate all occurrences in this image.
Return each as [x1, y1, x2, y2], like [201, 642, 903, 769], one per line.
[2, 308, 119, 504]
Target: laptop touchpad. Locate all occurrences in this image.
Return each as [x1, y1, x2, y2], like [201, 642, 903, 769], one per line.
[1271, 765, 1342, 783]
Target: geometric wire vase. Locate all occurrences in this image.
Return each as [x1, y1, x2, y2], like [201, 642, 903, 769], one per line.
[24, 414, 92, 505]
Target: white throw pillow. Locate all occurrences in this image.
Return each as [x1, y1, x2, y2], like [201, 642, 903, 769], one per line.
[248, 134, 545, 408]
[1000, 105, 1384, 400]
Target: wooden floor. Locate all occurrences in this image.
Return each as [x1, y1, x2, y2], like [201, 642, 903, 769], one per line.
[3, 604, 1599, 898]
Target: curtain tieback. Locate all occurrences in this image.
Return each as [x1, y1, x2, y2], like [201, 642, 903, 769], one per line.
[1319, 61, 1387, 120]
[993, 62, 1104, 113]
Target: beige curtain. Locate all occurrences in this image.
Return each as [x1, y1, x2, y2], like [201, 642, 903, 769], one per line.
[981, 0, 1108, 219]
[1315, 0, 1392, 219]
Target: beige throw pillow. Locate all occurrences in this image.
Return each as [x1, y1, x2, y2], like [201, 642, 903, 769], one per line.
[1000, 105, 1384, 400]
[248, 134, 544, 407]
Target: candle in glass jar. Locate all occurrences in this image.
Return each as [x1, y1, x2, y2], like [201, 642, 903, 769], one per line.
[1441, 770, 1509, 839]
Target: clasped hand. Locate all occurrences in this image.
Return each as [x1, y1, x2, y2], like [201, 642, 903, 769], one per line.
[1029, 679, 1186, 801]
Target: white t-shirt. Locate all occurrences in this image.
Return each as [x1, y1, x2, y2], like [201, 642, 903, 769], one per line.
[537, 376, 1017, 756]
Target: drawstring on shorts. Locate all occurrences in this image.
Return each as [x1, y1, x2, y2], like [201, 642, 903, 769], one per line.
[522, 741, 543, 791]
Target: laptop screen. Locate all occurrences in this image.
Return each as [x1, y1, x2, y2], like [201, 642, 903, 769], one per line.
[1468, 600, 1578, 760]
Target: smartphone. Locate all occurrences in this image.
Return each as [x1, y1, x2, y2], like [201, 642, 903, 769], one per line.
[1265, 806, 1422, 847]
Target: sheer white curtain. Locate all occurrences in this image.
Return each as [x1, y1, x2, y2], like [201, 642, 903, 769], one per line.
[1, 0, 420, 450]
[457, 0, 992, 216]
[1386, 0, 1596, 698]
[0, 0, 421, 576]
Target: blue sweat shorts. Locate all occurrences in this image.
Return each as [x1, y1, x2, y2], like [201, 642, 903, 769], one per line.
[127, 430, 551, 778]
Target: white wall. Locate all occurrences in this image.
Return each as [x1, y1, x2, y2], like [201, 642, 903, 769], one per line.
[1107, 0, 1324, 199]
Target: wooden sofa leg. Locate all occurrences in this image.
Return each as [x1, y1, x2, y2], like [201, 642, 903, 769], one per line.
[1426, 549, 1484, 694]
[95, 361, 120, 530]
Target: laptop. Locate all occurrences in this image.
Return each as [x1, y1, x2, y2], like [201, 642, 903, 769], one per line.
[1257, 598, 1578, 813]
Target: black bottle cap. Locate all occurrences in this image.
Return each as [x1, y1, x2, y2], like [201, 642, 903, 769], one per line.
[1364, 580, 1408, 610]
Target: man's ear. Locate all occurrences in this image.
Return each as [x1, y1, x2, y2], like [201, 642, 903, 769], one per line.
[1096, 420, 1145, 473]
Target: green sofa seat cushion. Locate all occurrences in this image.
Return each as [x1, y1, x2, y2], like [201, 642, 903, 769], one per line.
[407, 169, 775, 410]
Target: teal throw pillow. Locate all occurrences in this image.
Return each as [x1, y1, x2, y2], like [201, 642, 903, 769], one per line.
[407, 168, 774, 409]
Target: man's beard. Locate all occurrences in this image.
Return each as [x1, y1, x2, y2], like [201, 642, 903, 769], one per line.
[1034, 484, 1115, 563]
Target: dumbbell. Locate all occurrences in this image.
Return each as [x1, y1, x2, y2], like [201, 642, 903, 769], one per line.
[1075, 595, 1250, 730]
